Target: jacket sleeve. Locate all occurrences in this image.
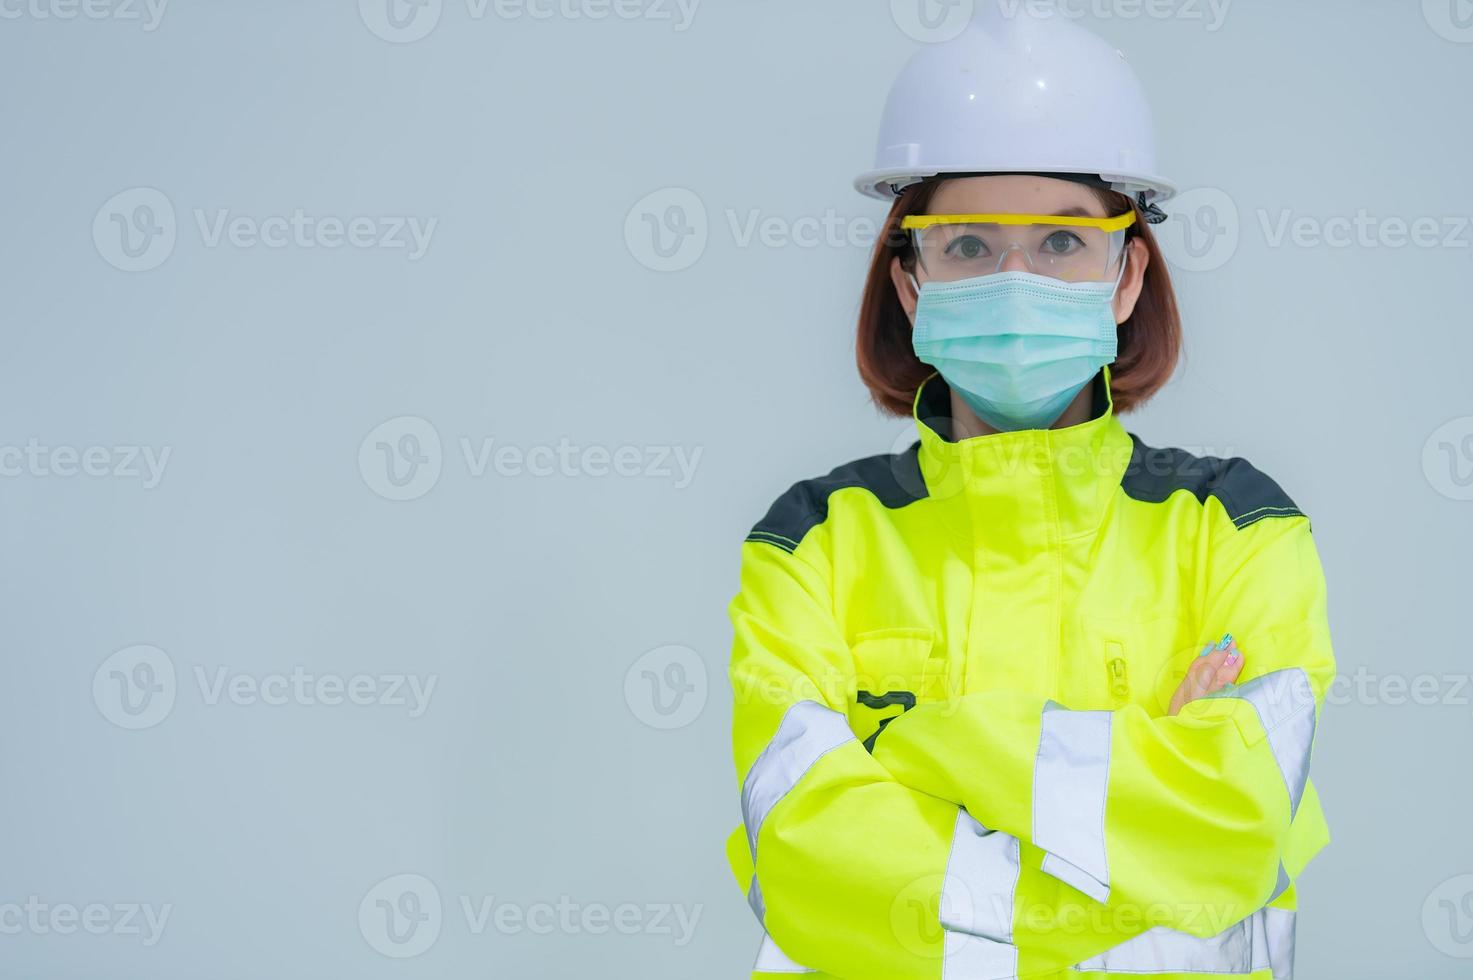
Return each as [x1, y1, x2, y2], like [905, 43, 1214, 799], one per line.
[870, 507, 1334, 940]
[728, 533, 1026, 980]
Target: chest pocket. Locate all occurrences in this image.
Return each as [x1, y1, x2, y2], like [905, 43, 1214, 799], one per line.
[847, 626, 944, 752]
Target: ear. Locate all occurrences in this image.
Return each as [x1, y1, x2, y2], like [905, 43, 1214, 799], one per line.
[889, 255, 918, 324]
[1113, 237, 1150, 324]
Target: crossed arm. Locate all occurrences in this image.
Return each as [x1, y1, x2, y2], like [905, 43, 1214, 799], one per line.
[727, 510, 1334, 979]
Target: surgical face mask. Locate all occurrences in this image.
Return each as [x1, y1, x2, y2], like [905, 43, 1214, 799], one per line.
[908, 259, 1125, 433]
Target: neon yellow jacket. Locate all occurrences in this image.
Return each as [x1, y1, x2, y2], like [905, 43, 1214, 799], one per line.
[724, 364, 1333, 980]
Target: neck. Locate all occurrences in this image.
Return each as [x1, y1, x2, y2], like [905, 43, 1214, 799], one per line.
[948, 370, 1102, 438]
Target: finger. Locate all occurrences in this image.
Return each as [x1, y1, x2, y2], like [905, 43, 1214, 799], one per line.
[1170, 639, 1230, 713]
[1213, 640, 1245, 686]
[1189, 657, 1220, 697]
[1190, 636, 1236, 695]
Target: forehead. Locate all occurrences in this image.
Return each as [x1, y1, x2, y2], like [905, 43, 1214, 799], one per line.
[926, 175, 1106, 216]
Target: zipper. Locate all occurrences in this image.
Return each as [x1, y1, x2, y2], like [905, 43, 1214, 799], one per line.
[1104, 640, 1130, 704]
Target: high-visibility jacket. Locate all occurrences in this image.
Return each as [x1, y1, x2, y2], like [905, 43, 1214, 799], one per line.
[723, 363, 1333, 980]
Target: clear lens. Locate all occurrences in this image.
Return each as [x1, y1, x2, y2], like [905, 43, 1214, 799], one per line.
[911, 222, 1126, 283]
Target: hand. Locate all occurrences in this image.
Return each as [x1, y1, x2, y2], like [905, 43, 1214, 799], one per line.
[1168, 633, 1244, 716]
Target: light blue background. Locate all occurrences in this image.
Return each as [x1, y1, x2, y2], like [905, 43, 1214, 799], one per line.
[1, 1, 1470, 977]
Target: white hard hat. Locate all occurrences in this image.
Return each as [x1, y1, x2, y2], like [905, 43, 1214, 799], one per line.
[854, 9, 1175, 215]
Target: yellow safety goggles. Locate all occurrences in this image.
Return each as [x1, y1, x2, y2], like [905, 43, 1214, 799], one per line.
[900, 210, 1136, 283]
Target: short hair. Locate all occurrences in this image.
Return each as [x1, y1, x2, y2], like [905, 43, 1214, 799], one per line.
[855, 179, 1182, 417]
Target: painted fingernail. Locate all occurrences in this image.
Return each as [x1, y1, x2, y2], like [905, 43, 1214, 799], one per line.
[1217, 632, 1233, 650]
[1223, 649, 1240, 665]
[1197, 643, 1214, 658]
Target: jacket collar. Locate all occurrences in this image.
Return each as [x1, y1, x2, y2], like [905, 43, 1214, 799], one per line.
[911, 363, 1135, 544]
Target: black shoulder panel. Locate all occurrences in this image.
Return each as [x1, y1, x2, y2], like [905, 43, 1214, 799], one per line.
[745, 443, 929, 553]
[1120, 432, 1307, 530]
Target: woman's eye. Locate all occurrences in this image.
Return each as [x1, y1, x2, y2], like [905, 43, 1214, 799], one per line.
[1041, 230, 1085, 254]
[944, 235, 989, 260]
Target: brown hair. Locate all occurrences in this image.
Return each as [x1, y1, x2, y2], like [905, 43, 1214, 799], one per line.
[855, 179, 1182, 417]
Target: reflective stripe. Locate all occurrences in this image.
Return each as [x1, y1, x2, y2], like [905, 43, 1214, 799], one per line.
[941, 811, 1020, 980]
[740, 700, 855, 926]
[741, 700, 855, 859]
[944, 929, 1019, 980]
[747, 874, 765, 924]
[1201, 667, 1317, 907]
[1207, 668, 1317, 819]
[1032, 701, 1112, 903]
[1267, 906, 1296, 979]
[753, 930, 816, 974]
[1268, 861, 1291, 903]
[1071, 906, 1296, 978]
[942, 811, 1020, 942]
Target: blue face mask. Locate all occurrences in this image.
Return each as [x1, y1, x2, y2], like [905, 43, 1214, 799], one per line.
[908, 266, 1123, 432]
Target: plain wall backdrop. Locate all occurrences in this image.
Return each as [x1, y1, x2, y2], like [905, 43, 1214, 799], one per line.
[1, 0, 1470, 976]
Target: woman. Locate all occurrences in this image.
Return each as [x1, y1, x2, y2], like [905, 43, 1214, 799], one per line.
[723, 11, 1334, 980]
